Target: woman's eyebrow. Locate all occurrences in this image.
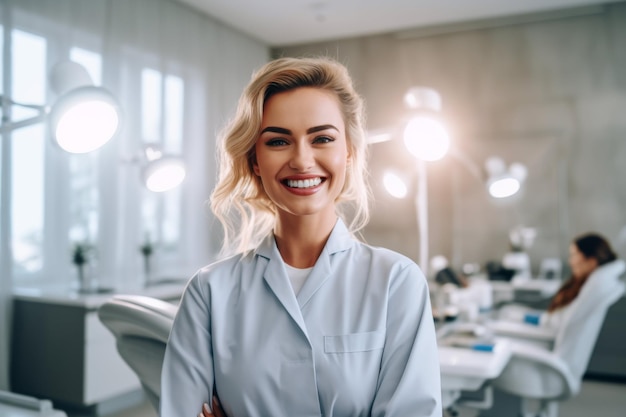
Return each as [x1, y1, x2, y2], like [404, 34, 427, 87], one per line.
[260, 124, 339, 135]
[307, 124, 339, 134]
[260, 126, 291, 135]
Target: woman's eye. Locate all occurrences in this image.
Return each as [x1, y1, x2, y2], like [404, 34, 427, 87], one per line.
[266, 138, 289, 147]
[313, 135, 334, 144]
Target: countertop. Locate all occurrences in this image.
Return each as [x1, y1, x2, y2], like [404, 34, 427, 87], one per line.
[13, 279, 188, 310]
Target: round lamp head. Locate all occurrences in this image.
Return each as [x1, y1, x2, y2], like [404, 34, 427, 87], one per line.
[142, 156, 186, 192]
[403, 115, 450, 161]
[49, 86, 121, 154]
[383, 171, 408, 199]
[488, 176, 521, 199]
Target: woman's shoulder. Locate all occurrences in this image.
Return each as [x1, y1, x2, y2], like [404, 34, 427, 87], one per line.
[193, 251, 256, 282]
[354, 240, 415, 264]
[350, 240, 422, 276]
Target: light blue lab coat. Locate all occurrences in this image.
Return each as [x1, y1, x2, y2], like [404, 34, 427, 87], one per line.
[160, 219, 441, 416]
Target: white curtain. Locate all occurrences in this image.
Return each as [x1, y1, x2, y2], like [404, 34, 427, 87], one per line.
[0, 0, 269, 391]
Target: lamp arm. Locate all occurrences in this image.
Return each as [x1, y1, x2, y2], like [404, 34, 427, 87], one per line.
[448, 147, 484, 180]
[0, 94, 47, 112]
[0, 114, 47, 135]
[0, 94, 48, 135]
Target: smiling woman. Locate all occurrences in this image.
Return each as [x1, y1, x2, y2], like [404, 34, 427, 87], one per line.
[160, 56, 442, 417]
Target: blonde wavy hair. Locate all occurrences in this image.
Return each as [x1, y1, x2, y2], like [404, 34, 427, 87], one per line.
[210, 56, 370, 256]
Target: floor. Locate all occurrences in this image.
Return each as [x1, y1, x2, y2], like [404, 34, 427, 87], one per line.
[453, 379, 626, 417]
[99, 378, 626, 417]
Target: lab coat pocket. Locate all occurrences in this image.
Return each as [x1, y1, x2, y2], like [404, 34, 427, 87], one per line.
[324, 330, 385, 353]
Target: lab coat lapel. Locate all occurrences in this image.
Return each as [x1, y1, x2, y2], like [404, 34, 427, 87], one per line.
[256, 236, 310, 337]
[297, 219, 354, 308]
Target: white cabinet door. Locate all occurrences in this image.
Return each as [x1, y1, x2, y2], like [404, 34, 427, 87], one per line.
[83, 312, 141, 404]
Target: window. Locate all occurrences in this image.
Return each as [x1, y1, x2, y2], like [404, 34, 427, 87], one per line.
[0, 25, 3, 259]
[67, 48, 102, 247]
[2, 11, 197, 287]
[11, 29, 46, 275]
[140, 68, 185, 253]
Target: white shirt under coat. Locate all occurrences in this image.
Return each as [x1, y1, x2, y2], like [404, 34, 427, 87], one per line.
[160, 219, 442, 416]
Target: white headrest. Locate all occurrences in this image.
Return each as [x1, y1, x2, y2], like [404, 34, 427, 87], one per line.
[594, 259, 625, 277]
[583, 259, 626, 296]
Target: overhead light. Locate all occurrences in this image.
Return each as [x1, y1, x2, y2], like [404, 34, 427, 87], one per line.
[383, 171, 408, 199]
[488, 177, 521, 198]
[48, 61, 121, 153]
[0, 60, 122, 154]
[402, 87, 450, 162]
[485, 156, 527, 198]
[140, 145, 186, 192]
[403, 115, 450, 161]
[49, 86, 120, 153]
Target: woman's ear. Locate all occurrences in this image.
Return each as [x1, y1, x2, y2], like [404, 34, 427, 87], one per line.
[252, 155, 261, 176]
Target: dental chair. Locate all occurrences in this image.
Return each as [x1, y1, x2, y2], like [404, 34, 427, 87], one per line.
[97, 295, 177, 411]
[488, 259, 625, 417]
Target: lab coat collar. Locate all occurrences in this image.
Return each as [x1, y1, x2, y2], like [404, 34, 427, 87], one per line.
[254, 218, 355, 335]
[255, 217, 353, 260]
[297, 218, 353, 308]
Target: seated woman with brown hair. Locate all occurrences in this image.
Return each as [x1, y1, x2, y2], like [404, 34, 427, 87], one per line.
[498, 232, 618, 329]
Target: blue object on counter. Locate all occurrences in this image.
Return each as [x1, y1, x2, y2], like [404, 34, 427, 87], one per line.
[472, 344, 495, 352]
[524, 313, 541, 325]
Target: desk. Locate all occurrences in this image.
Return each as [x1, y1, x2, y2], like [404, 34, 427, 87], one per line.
[437, 324, 512, 408]
[491, 277, 561, 305]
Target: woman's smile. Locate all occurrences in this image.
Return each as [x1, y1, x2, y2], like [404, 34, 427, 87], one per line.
[281, 176, 326, 196]
[284, 177, 323, 189]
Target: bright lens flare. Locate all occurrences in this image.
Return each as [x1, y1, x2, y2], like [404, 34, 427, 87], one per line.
[403, 116, 450, 161]
[145, 164, 186, 192]
[489, 177, 521, 198]
[55, 100, 119, 153]
[383, 172, 408, 199]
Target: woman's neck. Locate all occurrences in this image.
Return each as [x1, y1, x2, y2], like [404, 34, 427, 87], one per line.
[274, 213, 337, 268]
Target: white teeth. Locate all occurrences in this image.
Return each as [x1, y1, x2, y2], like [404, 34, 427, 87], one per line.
[286, 178, 322, 188]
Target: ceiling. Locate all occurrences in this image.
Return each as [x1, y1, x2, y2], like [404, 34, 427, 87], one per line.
[174, 0, 618, 46]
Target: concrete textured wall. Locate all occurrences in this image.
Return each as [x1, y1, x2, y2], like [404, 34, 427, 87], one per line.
[272, 3, 626, 276]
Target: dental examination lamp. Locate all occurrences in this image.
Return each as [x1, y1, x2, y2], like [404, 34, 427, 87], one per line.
[380, 87, 527, 275]
[402, 87, 450, 162]
[388, 87, 452, 275]
[136, 145, 186, 193]
[485, 156, 527, 199]
[0, 61, 121, 153]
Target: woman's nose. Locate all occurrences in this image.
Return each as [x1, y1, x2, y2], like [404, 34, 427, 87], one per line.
[289, 144, 314, 171]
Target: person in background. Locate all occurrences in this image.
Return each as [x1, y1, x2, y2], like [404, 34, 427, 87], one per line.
[541, 233, 617, 326]
[160, 56, 442, 417]
[501, 232, 618, 329]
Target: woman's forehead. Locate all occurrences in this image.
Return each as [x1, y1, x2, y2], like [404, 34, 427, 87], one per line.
[262, 88, 343, 124]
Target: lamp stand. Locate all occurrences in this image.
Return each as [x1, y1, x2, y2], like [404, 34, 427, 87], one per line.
[416, 159, 429, 277]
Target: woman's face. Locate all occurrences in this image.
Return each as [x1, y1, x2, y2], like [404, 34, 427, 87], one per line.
[253, 87, 349, 221]
[568, 243, 598, 280]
